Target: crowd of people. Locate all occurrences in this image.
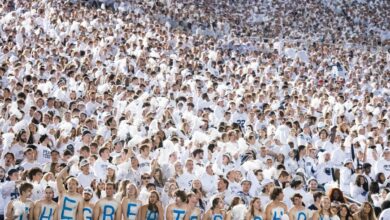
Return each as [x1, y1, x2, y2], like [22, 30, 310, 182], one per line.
[0, 0, 389, 219]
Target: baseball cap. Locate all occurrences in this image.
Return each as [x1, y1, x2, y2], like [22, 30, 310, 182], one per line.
[79, 159, 89, 167]
[343, 158, 353, 165]
[83, 187, 93, 195]
[8, 168, 19, 176]
[240, 179, 251, 185]
[261, 179, 273, 186]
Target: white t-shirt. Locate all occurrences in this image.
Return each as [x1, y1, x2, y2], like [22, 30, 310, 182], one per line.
[77, 172, 97, 188]
[36, 145, 52, 164]
[375, 159, 390, 178]
[379, 208, 390, 220]
[93, 158, 110, 180]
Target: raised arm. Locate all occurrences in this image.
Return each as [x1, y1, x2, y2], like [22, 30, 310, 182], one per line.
[56, 165, 70, 195]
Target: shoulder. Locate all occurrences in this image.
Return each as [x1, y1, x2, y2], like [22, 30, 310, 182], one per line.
[288, 207, 296, 213]
[121, 197, 128, 204]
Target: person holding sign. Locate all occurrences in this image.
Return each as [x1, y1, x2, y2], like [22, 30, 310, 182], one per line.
[121, 183, 142, 220]
[288, 194, 310, 220]
[166, 190, 188, 220]
[93, 182, 121, 220]
[82, 187, 94, 220]
[57, 162, 84, 220]
[33, 186, 57, 220]
[245, 197, 265, 220]
[265, 187, 288, 220]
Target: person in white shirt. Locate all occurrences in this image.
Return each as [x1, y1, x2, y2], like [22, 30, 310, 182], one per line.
[315, 152, 335, 186]
[378, 200, 390, 220]
[0, 169, 21, 217]
[93, 147, 111, 180]
[375, 148, 390, 179]
[138, 145, 152, 174]
[340, 159, 354, 196]
[36, 135, 53, 164]
[315, 129, 334, 152]
[20, 147, 40, 171]
[200, 162, 218, 196]
[28, 167, 45, 201]
[177, 159, 196, 191]
[76, 159, 96, 188]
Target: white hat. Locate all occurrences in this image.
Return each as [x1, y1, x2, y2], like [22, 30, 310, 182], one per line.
[261, 179, 273, 186]
[107, 164, 117, 172]
[83, 187, 93, 195]
[343, 159, 353, 165]
[79, 159, 89, 167]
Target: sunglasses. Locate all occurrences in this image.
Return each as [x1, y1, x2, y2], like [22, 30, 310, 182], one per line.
[142, 176, 151, 180]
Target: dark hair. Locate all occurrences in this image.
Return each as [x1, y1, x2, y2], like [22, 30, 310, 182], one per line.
[279, 170, 289, 178]
[376, 172, 385, 184]
[147, 191, 160, 212]
[211, 197, 221, 210]
[290, 193, 303, 202]
[228, 197, 242, 211]
[175, 190, 187, 203]
[328, 188, 346, 203]
[249, 197, 260, 217]
[381, 200, 390, 210]
[338, 204, 353, 220]
[19, 182, 33, 194]
[355, 175, 369, 192]
[290, 179, 303, 188]
[270, 187, 283, 200]
[146, 183, 156, 191]
[186, 192, 196, 203]
[220, 178, 229, 189]
[191, 189, 205, 210]
[313, 192, 324, 201]
[28, 167, 43, 181]
[98, 147, 109, 156]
